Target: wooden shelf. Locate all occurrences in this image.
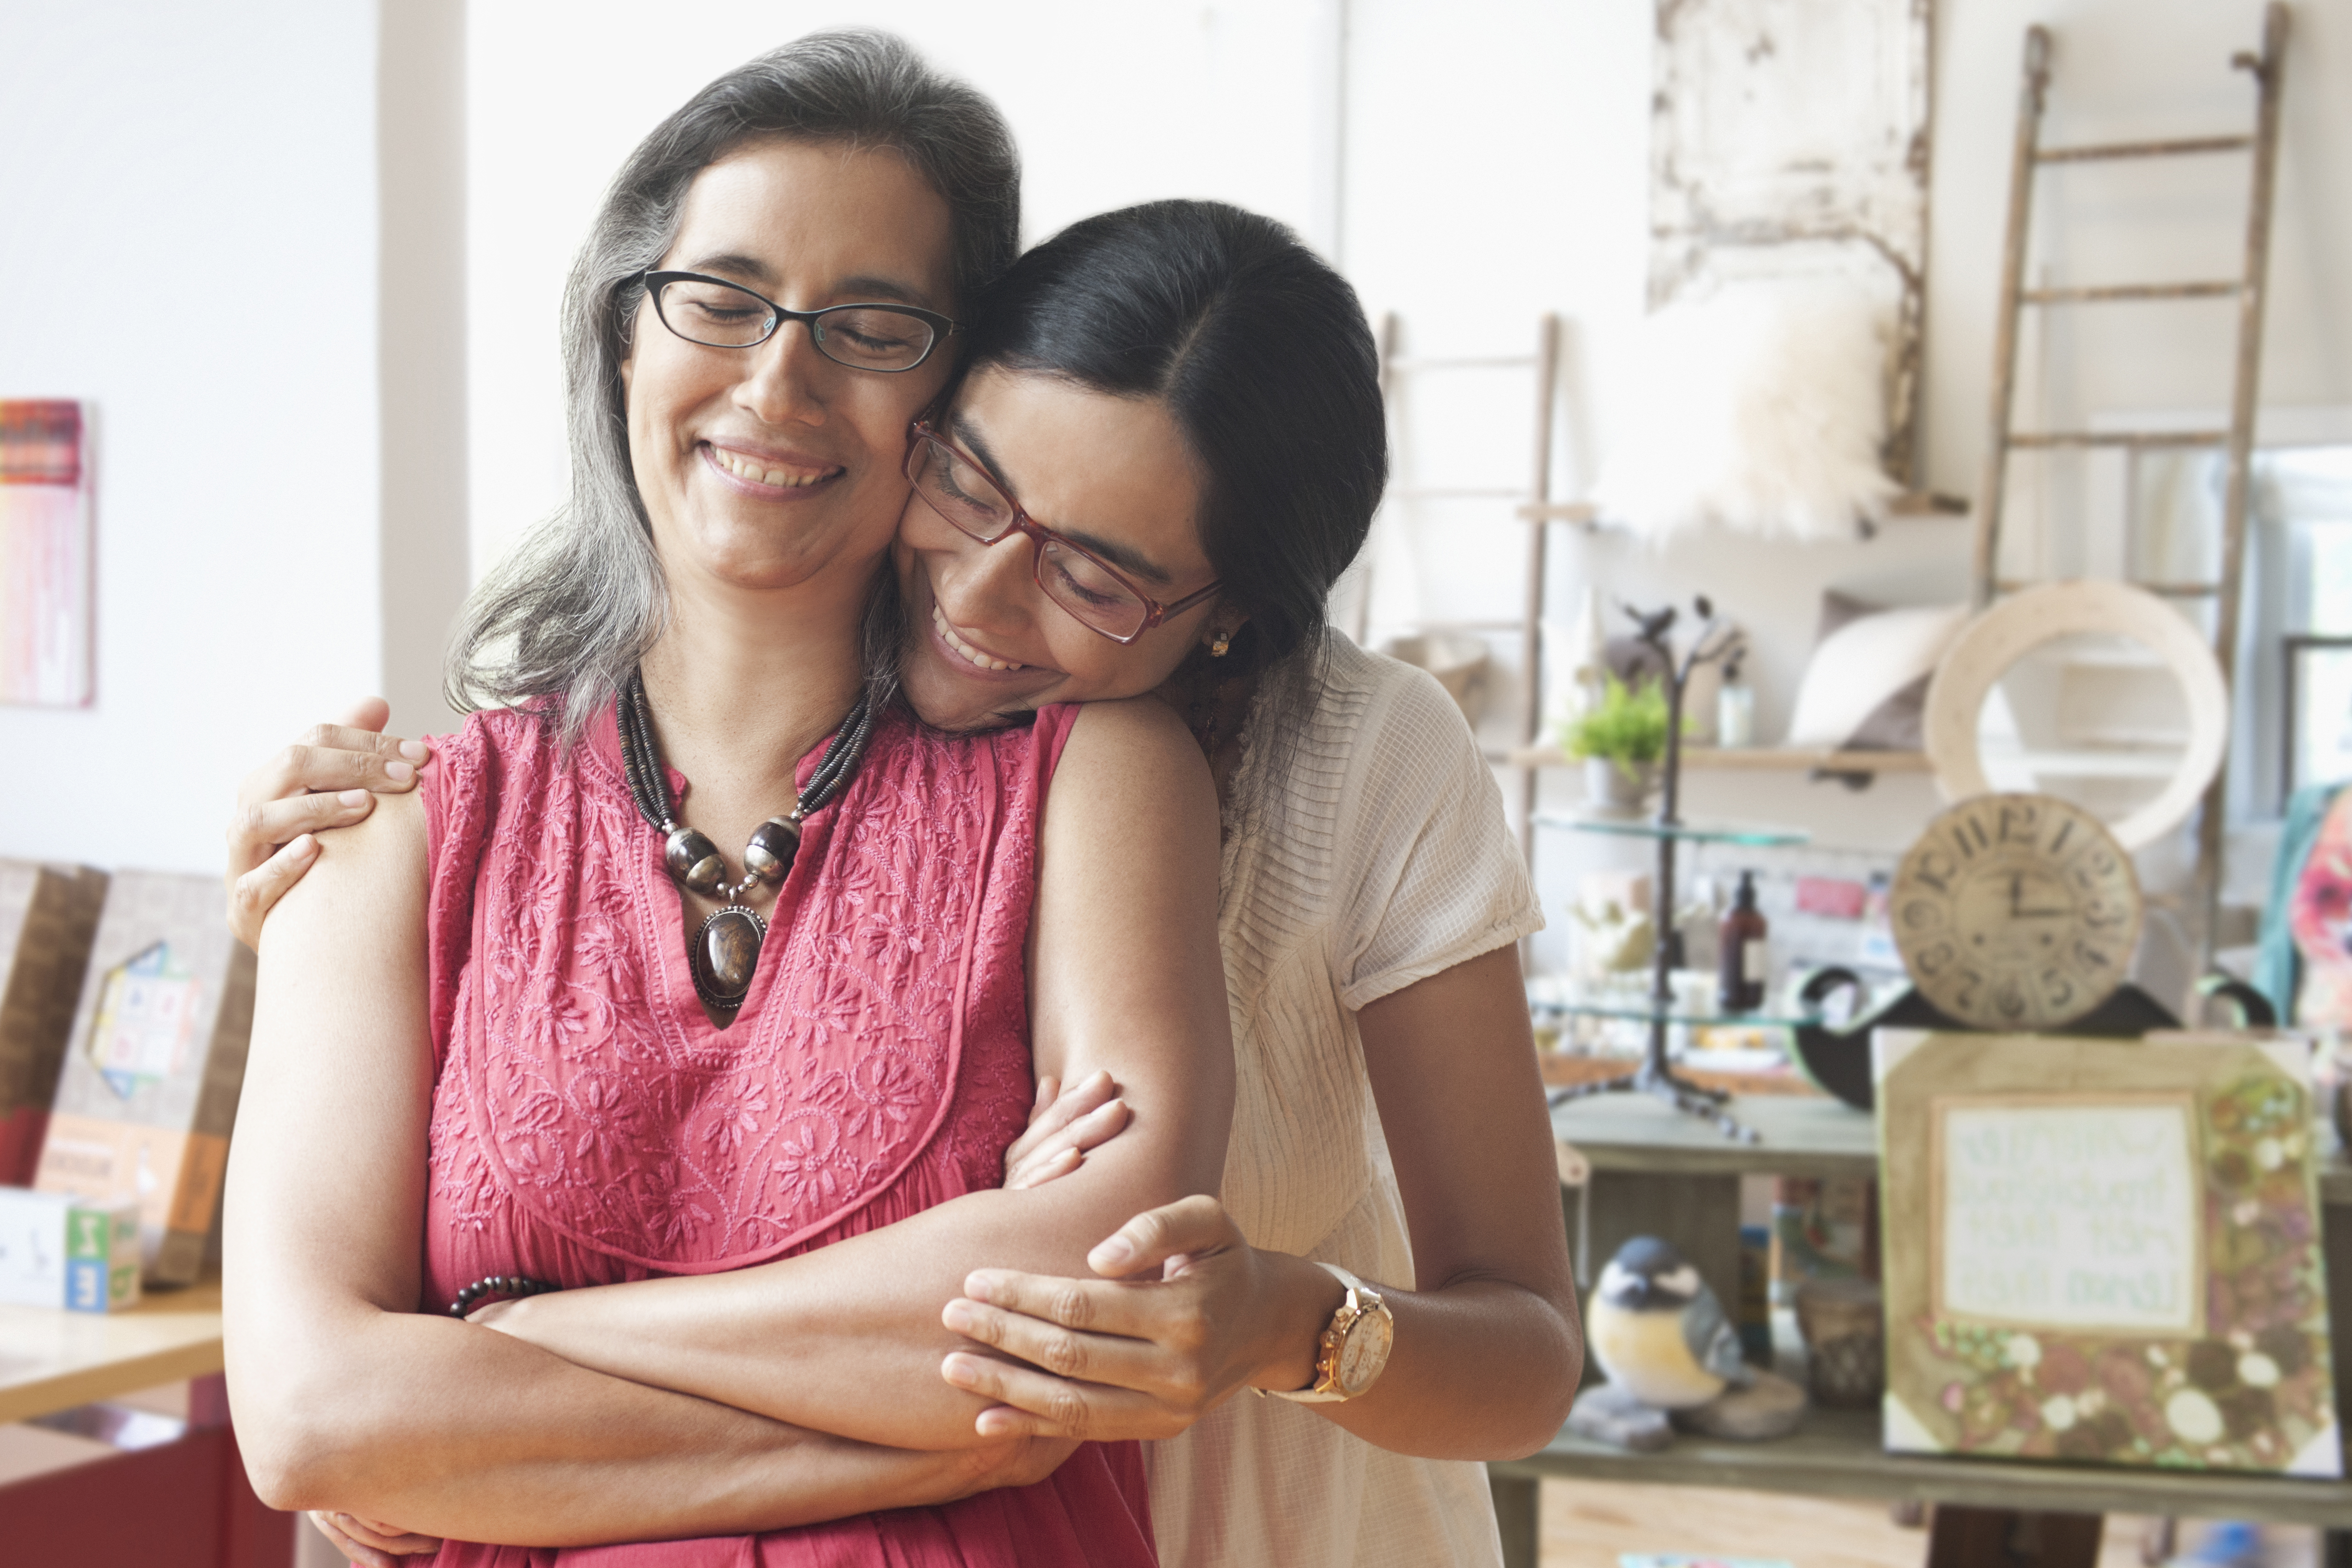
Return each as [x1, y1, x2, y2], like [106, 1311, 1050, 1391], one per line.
[1512, 492, 1967, 527]
[1554, 1089, 2352, 1201]
[0, 1276, 223, 1425]
[1491, 1406, 2352, 1528]
[1510, 745, 1934, 774]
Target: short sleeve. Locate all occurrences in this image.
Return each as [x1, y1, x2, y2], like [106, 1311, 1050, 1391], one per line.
[1331, 660, 1543, 1012]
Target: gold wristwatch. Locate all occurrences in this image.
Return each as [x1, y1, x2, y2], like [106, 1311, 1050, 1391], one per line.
[1271, 1263, 1394, 1403]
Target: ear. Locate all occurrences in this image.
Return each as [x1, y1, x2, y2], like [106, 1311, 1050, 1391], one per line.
[1201, 610, 1250, 650]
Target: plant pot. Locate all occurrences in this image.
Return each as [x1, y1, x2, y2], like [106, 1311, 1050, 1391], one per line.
[1583, 756, 1655, 814]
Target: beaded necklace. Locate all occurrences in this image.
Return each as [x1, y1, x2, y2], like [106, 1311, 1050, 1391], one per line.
[614, 669, 878, 1013]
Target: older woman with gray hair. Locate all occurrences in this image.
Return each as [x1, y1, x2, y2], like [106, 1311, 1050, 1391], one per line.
[226, 31, 1227, 1567]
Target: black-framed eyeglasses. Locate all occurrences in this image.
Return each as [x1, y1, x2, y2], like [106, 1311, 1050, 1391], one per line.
[637, 270, 955, 373]
[905, 421, 1223, 645]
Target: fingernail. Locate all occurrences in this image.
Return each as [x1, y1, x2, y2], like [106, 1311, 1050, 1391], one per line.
[963, 1272, 997, 1302]
[338, 789, 369, 806]
[942, 1354, 979, 1387]
[385, 760, 415, 783]
[399, 740, 429, 762]
[1091, 1235, 1136, 1269]
[942, 1300, 976, 1332]
[290, 834, 318, 854]
[975, 1409, 1014, 1435]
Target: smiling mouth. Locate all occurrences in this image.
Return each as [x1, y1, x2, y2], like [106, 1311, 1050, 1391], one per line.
[707, 444, 842, 488]
[931, 605, 1024, 672]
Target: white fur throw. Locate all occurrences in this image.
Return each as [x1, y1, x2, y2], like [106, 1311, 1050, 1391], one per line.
[1595, 279, 1900, 543]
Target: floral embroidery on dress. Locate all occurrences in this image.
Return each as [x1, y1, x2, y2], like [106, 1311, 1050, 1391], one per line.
[415, 705, 1063, 1283]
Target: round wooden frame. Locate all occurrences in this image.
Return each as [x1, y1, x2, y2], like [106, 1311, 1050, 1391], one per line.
[1922, 580, 2229, 852]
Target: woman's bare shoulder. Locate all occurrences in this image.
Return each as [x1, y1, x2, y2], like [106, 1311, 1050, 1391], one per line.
[263, 789, 429, 941]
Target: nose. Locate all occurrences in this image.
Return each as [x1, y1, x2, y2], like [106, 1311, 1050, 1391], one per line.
[732, 319, 831, 427]
[936, 527, 1041, 638]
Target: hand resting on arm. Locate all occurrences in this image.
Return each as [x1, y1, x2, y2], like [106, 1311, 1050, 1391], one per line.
[466, 697, 1235, 1451]
[224, 792, 1077, 1546]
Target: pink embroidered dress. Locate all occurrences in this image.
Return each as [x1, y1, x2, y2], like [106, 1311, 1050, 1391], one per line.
[413, 698, 1154, 1567]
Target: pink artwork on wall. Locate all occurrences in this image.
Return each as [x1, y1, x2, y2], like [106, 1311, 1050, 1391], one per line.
[0, 400, 94, 706]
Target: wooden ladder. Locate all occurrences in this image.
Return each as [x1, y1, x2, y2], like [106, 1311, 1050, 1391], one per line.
[1365, 312, 1565, 864]
[1969, 3, 2290, 946]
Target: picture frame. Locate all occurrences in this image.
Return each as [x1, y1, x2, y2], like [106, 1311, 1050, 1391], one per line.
[2281, 633, 2352, 809]
[1875, 1029, 2339, 1475]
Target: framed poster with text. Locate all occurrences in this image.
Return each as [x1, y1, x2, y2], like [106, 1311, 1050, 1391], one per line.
[1875, 1030, 2338, 1475]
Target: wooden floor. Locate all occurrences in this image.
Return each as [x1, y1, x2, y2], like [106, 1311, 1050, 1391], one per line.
[1536, 1478, 2323, 1567]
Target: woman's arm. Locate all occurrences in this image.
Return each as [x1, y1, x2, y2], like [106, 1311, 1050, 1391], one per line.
[225, 792, 1073, 1543]
[933, 943, 1584, 1460]
[472, 697, 1234, 1451]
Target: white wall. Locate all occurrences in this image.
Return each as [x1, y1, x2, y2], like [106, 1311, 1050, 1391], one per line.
[463, 0, 1346, 578]
[0, 0, 383, 876]
[1332, 0, 2351, 969]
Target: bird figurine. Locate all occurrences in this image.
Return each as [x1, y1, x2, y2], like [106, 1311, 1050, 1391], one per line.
[1587, 1235, 1753, 1411]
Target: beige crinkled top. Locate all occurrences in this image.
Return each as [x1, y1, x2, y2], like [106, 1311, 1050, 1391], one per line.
[1143, 630, 1544, 1568]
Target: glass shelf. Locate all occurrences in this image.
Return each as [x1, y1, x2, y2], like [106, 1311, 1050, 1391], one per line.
[1531, 812, 1810, 848]
[1546, 996, 1823, 1028]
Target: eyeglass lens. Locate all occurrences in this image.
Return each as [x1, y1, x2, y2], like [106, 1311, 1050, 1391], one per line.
[911, 437, 1150, 638]
[652, 276, 936, 371]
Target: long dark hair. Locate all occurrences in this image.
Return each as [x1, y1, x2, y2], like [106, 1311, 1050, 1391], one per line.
[964, 200, 1387, 796]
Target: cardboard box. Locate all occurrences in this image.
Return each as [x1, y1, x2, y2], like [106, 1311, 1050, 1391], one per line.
[0, 1186, 142, 1311]
[0, 862, 108, 1185]
[35, 871, 254, 1286]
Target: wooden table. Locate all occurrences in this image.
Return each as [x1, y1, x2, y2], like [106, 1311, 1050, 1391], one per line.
[1482, 1093, 2352, 1568]
[0, 1277, 223, 1425]
[0, 1277, 288, 1568]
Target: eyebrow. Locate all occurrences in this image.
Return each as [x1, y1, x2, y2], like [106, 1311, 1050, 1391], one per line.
[949, 412, 1177, 586]
[678, 252, 941, 311]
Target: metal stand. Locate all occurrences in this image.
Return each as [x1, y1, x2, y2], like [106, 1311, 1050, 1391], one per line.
[1546, 599, 1756, 1141]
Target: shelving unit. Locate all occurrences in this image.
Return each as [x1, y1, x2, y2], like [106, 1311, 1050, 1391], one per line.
[1511, 745, 1932, 775]
[1480, 1091, 2352, 1568]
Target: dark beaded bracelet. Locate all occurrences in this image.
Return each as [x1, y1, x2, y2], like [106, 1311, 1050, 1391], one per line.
[449, 1273, 559, 1318]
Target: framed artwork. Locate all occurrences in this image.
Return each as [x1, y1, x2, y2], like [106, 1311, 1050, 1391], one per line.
[0, 400, 94, 707]
[1876, 1030, 2339, 1475]
[1651, 0, 1932, 481]
[2282, 634, 2352, 809]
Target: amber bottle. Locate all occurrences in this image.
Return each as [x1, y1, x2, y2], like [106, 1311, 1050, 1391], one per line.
[1717, 870, 1769, 1013]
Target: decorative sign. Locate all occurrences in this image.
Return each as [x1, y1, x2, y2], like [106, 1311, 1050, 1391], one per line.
[1935, 1098, 2200, 1334]
[1878, 1031, 2339, 1475]
[0, 400, 93, 707]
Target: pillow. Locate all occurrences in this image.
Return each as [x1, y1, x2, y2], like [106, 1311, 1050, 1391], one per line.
[1784, 591, 1967, 751]
[1593, 277, 1902, 543]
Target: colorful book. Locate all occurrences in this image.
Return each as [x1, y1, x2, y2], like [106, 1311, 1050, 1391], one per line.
[34, 871, 254, 1285]
[0, 861, 107, 1184]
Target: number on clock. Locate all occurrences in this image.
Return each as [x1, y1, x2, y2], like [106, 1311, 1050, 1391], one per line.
[1890, 793, 2143, 1031]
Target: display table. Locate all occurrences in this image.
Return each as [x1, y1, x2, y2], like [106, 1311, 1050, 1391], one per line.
[0, 1277, 223, 1425]
[1481, 1092, 2352, 1567]
[0, 1277, 289, 1568]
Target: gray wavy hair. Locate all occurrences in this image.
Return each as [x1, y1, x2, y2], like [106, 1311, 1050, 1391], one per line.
[446, 30, 1020, 740]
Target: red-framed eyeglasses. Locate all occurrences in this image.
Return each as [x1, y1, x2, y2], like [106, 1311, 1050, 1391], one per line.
[903, 420, 1222, 645]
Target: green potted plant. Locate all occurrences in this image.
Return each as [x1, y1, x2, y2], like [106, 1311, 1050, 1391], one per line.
[1558, 674, 1672, 811]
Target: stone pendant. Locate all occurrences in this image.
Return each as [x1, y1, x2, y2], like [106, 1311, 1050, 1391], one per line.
[694, 904, 768, 1010]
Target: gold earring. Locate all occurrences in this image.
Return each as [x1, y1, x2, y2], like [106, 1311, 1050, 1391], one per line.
[1210, 632, 1233, 658]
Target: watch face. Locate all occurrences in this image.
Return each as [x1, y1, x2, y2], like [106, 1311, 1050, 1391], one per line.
[1336, 1305, 1394, 1396]
[1892, 793, 2143, 1031]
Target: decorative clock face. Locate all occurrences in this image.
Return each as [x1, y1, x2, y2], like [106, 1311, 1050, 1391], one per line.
[1891, 793, 2143, 1031]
